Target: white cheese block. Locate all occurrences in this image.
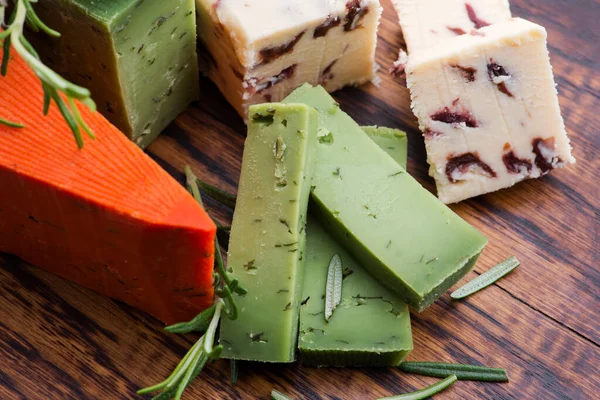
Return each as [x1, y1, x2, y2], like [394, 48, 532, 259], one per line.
[406, 18, 575, 204]
[196, 0, 381, 118]
[391, 0, 511, 52]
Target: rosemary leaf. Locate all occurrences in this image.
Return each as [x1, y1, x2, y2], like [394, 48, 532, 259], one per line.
[164, 303, 217, 334]
[271, 390, 293, 400]
[324, 254, 343, 322]
[399, 361, 509, 382]
[378, 375, 458, 400]
[451, 256, 520, 300]
[0, 0, 96, 147]
[230, 360, 239, 386]
[0, 117, 24, 128]
[23, 0, 60, 37]
[197, 178, 237, 209]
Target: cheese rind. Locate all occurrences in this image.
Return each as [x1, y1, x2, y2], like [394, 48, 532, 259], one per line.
[284, 85, 488, 311]
[219, 103, 317, 363]
[30, 0, 199, 147]
[406, 18, 575, 204]
[196, 0, 381, 118]
[391, 0, 511, 52]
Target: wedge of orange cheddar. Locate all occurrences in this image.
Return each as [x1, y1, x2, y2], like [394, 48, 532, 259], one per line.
[0, 51, 215, 324]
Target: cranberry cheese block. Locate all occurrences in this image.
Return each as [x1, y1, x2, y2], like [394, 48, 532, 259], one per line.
[196, 0, 381, 118]
[406, 18, 575, 204]
[391, 0, 511, 52]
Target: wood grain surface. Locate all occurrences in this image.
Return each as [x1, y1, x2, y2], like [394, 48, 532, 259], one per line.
[1, 0, 598, 399]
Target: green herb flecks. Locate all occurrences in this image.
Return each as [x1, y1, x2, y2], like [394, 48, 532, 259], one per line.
[378, 375, 457, 400]
[0, 0, 96, 148]
[137, 166, 246, 400]
[451, 256, 520, 300]
[324, 253, 343, 322]
[271, 389, 293, 400]
[399, 361, 509, 382]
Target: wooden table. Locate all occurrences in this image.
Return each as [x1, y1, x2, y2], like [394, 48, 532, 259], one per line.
[1, 0, 598, 399]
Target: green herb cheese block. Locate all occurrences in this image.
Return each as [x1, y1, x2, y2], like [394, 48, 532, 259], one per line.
[219, 103, 318, 363]
[29, 0, 199, 147]
[299, 217, 413, 367]
[284, 84, 488, 311]
[362, 126, 408, 168]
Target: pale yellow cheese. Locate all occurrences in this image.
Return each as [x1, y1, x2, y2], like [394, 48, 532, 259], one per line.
[406, 18, 575, 203]
[391, 0, 511, 52]
[196, 0, 381, 118]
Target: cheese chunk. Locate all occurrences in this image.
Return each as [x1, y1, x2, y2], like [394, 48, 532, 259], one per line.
[391, 0, 511, 52]
[284, 85, 488, 312]
[406, 18, 575, 204]
[219, 103, 318, 363]
[31, 0, 199, 147]
[196, 0, 381, 118]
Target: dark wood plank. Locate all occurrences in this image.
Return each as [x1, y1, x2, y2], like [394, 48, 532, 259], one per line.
[1, 0, 599, 399]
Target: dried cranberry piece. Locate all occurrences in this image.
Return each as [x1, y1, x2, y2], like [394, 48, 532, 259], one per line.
[532, 137, 560, 174]
[487, 61, 514, 97]
[431, 107, 478, 128]
[314, 15, 341, 38]
[259, 31, 305, 65]
[487, 62, 509, 79]
[503, 151, 533, 175]
[447, 26, 467, 35]
[244, 65, 297, 95]
[446, 153, 496, 183]
[465, 3, 490, 29]
[344, 0, 369, 31]
[320, 60, 338, 85]
[423, 128, 443, 139]
[452, 65, 477, 82]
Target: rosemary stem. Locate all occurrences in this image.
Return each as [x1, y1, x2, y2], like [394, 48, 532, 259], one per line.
[203, 299, 223, 355]
[164, 339, 205, 391]
[378, 375, 458, 400]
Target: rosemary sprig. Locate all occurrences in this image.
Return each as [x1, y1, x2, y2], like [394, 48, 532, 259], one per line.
[324, 254, 343, 322]
[399, 361, 509, 382]
[451, 256, 520, 300]
[378, 375, 458, 400]
[271, 390, 293, 400]
[137, 166, 245, 400]
[0, 0, 96, 148]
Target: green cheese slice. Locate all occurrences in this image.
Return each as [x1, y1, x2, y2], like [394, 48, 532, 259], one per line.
[299, 216, 413, 366]
[219, 103, 318, 363]
[284, 84, 488, 311]
[30, 0, 199, 147]
[299, 127, 411, 366]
